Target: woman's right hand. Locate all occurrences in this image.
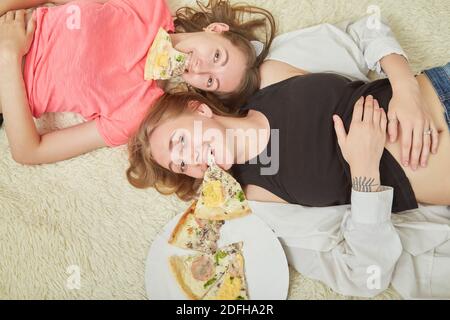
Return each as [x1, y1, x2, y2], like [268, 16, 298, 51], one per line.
[0, 10, 35, 64]
[333, 95, 387, 192]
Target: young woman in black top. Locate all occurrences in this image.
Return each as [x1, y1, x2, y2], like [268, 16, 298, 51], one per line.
[126, 67, 450, 212]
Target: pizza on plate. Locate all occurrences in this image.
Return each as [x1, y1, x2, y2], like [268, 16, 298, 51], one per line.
[168, 201, 224, 254]
[169, 242, 249, 300]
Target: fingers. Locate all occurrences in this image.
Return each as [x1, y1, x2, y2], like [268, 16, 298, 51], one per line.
[1, 10, 26, 23]
[333, 115, 347, 147]
[14, 10, 25, 24]
[387, 110, 399, 143]
[400, 128, 412, 167]
[6, 11, 15, 22]
[430, 122, 439, 154]
[26, 14, 36, 36]
[420, 122, 432, 168]
[410, 123, 424, 171]
[352, 97, 364, 122]
[380, 106, 388, 133]
[373, 99, 381, 126]
[363, 95, 374, 123]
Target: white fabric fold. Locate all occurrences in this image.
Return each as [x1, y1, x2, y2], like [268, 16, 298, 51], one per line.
[249, 188, 450, 298]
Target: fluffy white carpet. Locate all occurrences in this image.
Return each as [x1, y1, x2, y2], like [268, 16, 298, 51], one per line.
[1, 0, 449, 300]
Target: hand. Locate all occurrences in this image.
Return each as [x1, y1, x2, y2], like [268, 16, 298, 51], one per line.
[388, 81, 439, 170]
[0, 10, 36, 63]
[333, 95, 387, 175]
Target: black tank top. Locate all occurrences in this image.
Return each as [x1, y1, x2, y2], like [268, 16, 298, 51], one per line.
[233, 73, 417, 213]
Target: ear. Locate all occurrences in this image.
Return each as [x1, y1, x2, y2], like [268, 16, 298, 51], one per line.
[204, 23, 230, 33]
[195, 103, 214, 118]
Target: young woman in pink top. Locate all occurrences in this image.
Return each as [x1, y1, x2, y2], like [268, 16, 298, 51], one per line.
[0, 0, 275, 164]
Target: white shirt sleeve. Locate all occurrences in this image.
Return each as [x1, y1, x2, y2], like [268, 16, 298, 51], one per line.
[322, 187, 402, 297]
[336, 15, 409, 76]
[272, 187, 404, 297]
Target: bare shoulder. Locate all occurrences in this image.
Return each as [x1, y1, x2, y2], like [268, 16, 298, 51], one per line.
[259, 60, 309, 89]
[244, 184, 288, 204]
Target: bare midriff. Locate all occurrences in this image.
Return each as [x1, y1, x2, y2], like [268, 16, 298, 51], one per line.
[383, 74, 450, 205]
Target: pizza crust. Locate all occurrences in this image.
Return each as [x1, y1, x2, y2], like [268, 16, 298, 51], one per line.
[168, 201, 196, 245]
[168, 256, 202, 300]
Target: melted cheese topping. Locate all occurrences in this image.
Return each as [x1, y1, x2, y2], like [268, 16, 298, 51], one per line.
[215, 273, 242, 300]
[202, 181, 224, 208]
[155, 52, 169, 69]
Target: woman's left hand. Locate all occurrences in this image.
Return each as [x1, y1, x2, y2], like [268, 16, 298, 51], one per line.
[0, 10, 36, 64]
[388, 82, 439, 170]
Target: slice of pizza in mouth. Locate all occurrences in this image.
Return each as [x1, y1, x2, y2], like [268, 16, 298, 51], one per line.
[144, 28, 189, 81]
[169, 242, 249, 300]
[194, 163, 252, 221]
[168, 201, 224, 254]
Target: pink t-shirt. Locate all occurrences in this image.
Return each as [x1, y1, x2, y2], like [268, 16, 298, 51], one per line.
[24, 0, 174, 146]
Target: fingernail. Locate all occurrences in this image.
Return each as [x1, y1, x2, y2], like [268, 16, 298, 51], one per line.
[404, 161, 409, 167]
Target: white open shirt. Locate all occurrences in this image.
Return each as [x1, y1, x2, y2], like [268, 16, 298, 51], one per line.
[252, 16, 450, 299]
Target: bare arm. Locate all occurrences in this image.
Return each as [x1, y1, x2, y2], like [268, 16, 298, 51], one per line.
[1, 56, 107, 164]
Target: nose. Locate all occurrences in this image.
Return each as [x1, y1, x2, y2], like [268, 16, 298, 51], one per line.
[191, 56, 212, 74]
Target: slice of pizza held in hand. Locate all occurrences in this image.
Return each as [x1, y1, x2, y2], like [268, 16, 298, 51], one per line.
[169, 201, 224, 254]
[194, 163, 252, 221]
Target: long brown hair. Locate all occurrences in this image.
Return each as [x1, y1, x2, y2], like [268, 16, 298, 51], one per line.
[174, 0, 276, 110]
[127, 92, 242, 201]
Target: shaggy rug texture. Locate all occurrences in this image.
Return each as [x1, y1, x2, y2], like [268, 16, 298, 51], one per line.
[1, 0, 449, 300]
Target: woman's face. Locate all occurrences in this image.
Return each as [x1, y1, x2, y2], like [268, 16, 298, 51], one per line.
[175, 24, 248, 94]
[149, 104, 234, 179]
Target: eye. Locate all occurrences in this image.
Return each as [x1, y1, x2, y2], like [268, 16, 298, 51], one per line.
[180, 161, 186, 173]
[214, 50, 220, 63]
[207, 77, 214, 88]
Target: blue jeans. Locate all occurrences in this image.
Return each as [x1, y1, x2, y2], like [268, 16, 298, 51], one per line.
[423, 62, 450, 131]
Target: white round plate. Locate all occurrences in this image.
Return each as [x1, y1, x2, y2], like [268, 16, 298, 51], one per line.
[145, 211, 289, 300]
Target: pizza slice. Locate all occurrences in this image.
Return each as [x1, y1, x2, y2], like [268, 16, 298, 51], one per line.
[203, 247, 249, 300]
[144, 28, 189, 80]
[168, 201, 224, 254]
[169, 242, 244, 300]
[194, 163, 252, 221]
